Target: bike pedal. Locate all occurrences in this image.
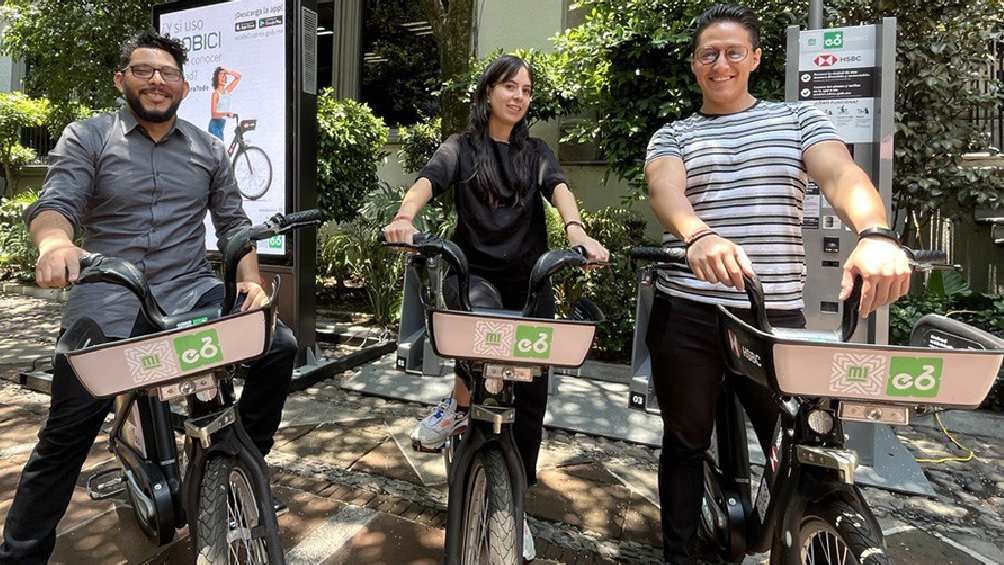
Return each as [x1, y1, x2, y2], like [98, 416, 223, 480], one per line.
[86, 468, 126, 500]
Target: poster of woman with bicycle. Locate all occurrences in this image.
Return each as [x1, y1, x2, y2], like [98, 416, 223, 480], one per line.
[159, 0, 287, 256]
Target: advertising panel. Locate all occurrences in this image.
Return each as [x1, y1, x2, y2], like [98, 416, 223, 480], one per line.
[158, 0, 288, 255]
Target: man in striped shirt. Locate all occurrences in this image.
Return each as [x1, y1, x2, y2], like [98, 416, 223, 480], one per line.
[643, 5, 910, 563]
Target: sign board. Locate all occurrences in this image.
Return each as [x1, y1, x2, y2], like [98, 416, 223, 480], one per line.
[158, 0, 289, 256]
[797, 26, 878, 144]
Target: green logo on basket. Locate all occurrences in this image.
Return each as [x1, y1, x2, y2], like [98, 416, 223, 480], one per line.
[824, 31, 844, 49]
[140, 354, 161, 371]
[886, 357, 942, 398]
[513, 326, 552, 359]
[173, 330, 224, 371]
[483, 331, 502, 347]
[846, 365, 870, 382]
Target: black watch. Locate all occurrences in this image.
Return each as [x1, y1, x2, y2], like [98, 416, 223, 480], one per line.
[857, 226, 900, 245]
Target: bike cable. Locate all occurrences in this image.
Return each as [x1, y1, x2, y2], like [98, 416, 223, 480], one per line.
[914, 410, 976, 464]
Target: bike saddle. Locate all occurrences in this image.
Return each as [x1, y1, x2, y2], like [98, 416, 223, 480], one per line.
[570, 297, 604, 322]
[910, 314, 1004, 350]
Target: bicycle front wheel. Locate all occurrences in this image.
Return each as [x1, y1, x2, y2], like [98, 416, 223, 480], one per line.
[784, 491, 889, 565]
[194, 454, 281, 564]
[460, 448, 519, 565]
[233, 146, 272, 200]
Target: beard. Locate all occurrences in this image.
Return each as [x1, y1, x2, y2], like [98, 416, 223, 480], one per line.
[123, 84, 182, 123]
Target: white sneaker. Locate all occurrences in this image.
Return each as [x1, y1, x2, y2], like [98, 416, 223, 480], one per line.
[410, 398, 468, 451]
[523, 514, 536, 561]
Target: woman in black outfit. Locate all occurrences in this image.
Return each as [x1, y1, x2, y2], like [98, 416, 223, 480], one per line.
[382, 54, 609, 560]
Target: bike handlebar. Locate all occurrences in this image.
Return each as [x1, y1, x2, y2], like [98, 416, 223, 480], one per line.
[76, 210, 324, 329]
[630, 244, 952, 343]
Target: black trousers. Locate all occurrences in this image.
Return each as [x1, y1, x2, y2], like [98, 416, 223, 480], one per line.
[0, 286, 297, 564]
[444, 272, 555, 487]
[646, 294, 805, 564]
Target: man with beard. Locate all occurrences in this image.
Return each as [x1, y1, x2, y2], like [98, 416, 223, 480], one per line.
[0, 31, 297, 563]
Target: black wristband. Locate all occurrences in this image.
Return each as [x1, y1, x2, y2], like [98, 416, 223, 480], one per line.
[857, 226, 900, 246]
[685, 229, 718, 249]
[564, 220, 585, 233]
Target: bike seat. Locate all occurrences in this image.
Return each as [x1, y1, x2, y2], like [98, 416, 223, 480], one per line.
[161, 306, 222, 330]
[771, 327, 842, 344]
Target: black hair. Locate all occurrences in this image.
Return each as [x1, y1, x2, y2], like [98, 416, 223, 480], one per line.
[119, 30, 188, 72]
[212, 66, 226, 89]
[691, 4, 761, 51]
[467, 55, 534, 207]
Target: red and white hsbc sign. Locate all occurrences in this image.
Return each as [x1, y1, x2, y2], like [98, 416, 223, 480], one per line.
[814, 54, 838, 67]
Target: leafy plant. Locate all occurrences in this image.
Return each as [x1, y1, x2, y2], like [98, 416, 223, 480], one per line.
[0, 92, 49, 196]
[0, 190, 39, 282]
[397, 117, 442, 175]
[316, 90, 389, 223]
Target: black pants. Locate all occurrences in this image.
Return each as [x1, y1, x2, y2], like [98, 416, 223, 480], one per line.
[646, 294, 805, 564]
[444, 272, 555, 487]
[0, 286, 298, 564]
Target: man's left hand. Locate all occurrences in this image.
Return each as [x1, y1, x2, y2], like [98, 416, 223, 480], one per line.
[567, 229, 610, 266]
[237, 281, 269, 311]
[840, 237, 911, 318]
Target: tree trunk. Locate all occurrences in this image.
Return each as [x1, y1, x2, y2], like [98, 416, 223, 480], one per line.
[419, 0, 475, 140]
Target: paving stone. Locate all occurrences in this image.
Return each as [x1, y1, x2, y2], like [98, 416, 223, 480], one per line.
[350, 437, 423, 485]
[526, 462, 631, 538]
[620, 491, 663, 547]
[276, 420, 388, 469]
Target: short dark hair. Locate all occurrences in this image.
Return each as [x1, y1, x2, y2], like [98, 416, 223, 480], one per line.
[119, 30, 188, 71]
[691, 4, 761, 51]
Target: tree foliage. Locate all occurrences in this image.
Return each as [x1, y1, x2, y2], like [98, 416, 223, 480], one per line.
[0, 92, 48, 196]
[828, 0, 1004, 233]
[555, 0, 803, 192]
[0, 0, 158, 133]
[315, 90, 389, 223]
[418, 0, 475, 139]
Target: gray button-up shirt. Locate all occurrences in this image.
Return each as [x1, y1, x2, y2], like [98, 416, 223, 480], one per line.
[25, 108, 251, 337]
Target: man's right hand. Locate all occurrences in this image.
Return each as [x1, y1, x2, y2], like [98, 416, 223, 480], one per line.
[382, 218, 417, 247]
[686, 234, 755, 291]
[36, 240, 87, 288]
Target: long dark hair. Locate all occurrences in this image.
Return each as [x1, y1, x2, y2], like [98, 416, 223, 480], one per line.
[211, 66, 226, 89]
[467, 55, 534, 207]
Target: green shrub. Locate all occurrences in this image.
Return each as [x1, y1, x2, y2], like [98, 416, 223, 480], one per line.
[547, 204, 655, 361]
[0, 92, 49, 196]
[316, 90, 389, 223]
[397, 117, 441, 175]
[0, 191, 39, 282]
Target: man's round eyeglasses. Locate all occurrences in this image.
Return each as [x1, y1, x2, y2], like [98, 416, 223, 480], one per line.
[694, 46, 750, 66]
[122, 64, 184, 83]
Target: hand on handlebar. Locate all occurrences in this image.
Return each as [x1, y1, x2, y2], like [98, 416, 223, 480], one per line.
[840, 237, 911, 318]
[236, 281, 268, 311]
[36, 240, 88, 288]
[381, 218, 418, 249]
[686, 235, 755, 292]
[566, 230, 610, 266]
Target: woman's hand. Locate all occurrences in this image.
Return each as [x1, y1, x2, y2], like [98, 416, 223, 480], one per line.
[382, 217, 418, 247]
[566, 225, 610, 265]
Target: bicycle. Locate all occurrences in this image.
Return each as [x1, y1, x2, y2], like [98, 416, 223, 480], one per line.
[629, 245, 1003, 564]
[62, 209, 322, 563]
[382, 233, 604, 564]
[227, 113, 273, 201]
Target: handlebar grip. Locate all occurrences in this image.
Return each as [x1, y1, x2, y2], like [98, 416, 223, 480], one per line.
[283, 209, 323, 226]
[79, 253, 102, 270]
[908, 249, 947, 264]
[629, 246, 687, 264]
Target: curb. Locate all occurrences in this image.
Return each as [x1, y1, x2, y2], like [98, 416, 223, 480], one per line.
[1, 283, 69, 302]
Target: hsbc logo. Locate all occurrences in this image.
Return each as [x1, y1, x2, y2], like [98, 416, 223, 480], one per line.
[814, 54, 837, 67]
[728, 329, 741, 358]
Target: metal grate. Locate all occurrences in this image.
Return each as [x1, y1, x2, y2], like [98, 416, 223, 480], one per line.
[972, 38, 1004, 152]
[301, 7, 318, 95]
[19, 125, 55, 163]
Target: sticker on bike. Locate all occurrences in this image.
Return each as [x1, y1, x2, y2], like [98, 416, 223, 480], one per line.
[513, 325, 553, 359]
[473, 320, 515, 357]
[829, 353, 887, 396]
[124, 341, 180, 384]
[886, 356, 942, 398]
[173, 330, 224, 372]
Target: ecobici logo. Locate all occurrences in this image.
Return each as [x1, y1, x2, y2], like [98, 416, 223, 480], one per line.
[824, 31, 844, 49]
[886, 357, 942, 398]
[173, 329, 224, 372]
[512, 325, 553, 359]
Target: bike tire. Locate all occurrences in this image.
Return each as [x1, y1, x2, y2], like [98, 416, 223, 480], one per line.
[779, 491, 889, 565]
[233, 146, 273, 200]
[194, 454, 281, 564]
[459, 448, 519, 565]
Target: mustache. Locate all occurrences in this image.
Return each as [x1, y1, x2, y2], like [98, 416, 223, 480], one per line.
[140, 87, 172, 97]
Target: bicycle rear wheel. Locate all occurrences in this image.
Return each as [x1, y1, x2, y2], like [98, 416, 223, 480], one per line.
[460, 448, 519, 565]
[194, 454, 281, 564]
[233, 146, 272, 200]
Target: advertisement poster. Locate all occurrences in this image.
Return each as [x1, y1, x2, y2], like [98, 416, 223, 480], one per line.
[159, 0, 287, 255]
[797, 26, 878, 144]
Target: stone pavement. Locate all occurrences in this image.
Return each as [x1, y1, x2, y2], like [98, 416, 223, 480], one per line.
[1, 293, 1003, 564]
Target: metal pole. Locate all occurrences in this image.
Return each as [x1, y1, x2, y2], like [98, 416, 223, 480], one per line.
[808, 0, 824, 30]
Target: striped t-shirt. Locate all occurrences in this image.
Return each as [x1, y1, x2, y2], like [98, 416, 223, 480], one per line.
[645, 100, 841, 310]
